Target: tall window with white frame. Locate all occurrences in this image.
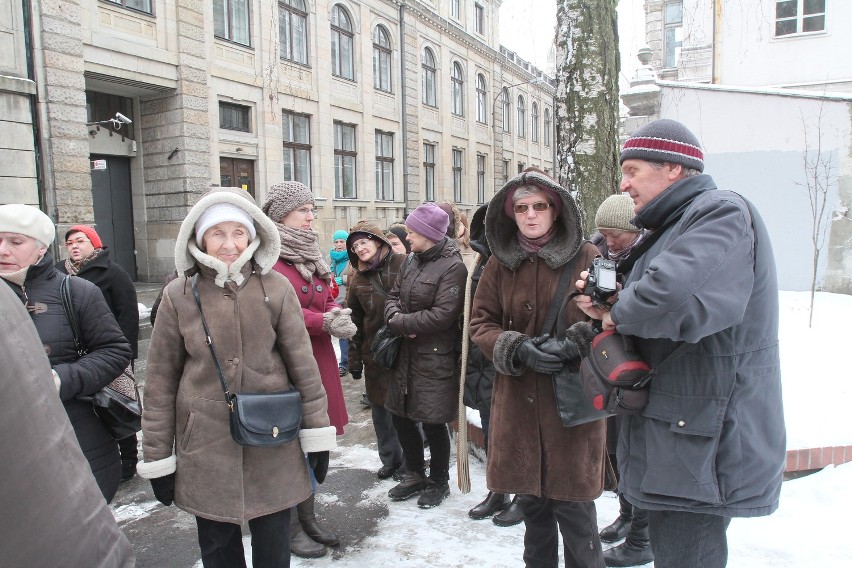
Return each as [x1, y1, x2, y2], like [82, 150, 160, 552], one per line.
[663, 1, 683, 69]
[451, 62, 465, 117]
[283, 111, 311, 188]
[373, 26, 392, 92]
[214, 0, 250, 46]
[474, 3, 485, 35]
[476, 154, 486, 204]
[331, 5, 355, 80]
[500, 88, 510, 132]
[517, 95, 526, 139]
[451, 0, 461, 20]
[375, 131, 394, 201]
[452, 149, 463, 202]
[106, 0, 153, 14]
[423, 143, 436, 202]
[476, 74, 487, 123]
[422, 48, 437, 107]
[279, 0, 308, 65]
[334, 122, 357, 198]
[531, 102, 539, 143]
[544, 108, 551, 147]
[775, 0, 825, 36]
[502, 159, 509, 182]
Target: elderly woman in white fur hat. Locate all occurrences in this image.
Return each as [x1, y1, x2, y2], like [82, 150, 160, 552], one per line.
[136, 187, 336, 568]
[0, 204, 132, 503]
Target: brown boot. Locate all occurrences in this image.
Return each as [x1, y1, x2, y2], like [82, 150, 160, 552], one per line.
[290, 507, 326, 558]
[297, 493, 340, 547]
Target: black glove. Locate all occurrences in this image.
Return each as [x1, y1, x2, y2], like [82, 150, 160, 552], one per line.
[350, 369, 362, 380]
[308, 451, 330, 484]
[514, 337, 564, 374]
[150, 473, 175, 506]
[566, 321, 598, 359]
[536, 334, 581, 364]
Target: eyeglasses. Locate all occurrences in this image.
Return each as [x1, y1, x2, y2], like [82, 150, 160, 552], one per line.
[294, 206, 316, 217]
[350, 237, 373, 252]
[64, 238, 90, 247]
[513, 202, 552, 215]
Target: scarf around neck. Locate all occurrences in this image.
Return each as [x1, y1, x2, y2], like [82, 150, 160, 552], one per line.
[64, 247, 104, 276]
[606, 231, 646, 263]
[518, 224, 557, 254]
[274, 222, 333, 283]
[329, 248, 349, 276]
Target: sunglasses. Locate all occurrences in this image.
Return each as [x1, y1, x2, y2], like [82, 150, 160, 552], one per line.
[513, 202, 552, 214]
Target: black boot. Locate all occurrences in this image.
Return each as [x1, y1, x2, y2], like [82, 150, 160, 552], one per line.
[289, 507, 326, 558]
[298, 493, 340, 547]
[468, 492, 510, 520]
[600, 493, 633, 543]
[603, 507, 653, 567]
[492, 494, 524, 527]
[388, 470, 430, 501]
[417, 479, 450, 509]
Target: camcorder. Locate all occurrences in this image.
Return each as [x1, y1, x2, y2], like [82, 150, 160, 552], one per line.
[583, 256, 618, 308]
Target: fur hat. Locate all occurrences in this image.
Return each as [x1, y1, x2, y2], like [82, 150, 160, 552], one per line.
[595, 195, 639, 232]
[0, 204, 55, 245]
[405, 202, 449, 243]
[261, 181, 315, 222]
[332, 230, 349, 241]
[194, 203, 257, 242]
[620, 119, 704, 172]
[65, 225, 103, 249]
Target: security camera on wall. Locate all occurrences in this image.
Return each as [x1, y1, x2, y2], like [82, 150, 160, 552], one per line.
[115, 112, 132, 124]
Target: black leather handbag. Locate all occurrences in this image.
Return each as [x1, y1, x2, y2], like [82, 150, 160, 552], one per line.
[192, 276, 301, 448]
[61, 276, 142, 440]
[371, 325, 401, 369]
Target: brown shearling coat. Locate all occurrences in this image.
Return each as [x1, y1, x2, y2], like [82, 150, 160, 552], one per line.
[383, 238, 467, 424]
[470, 170, 606, 502]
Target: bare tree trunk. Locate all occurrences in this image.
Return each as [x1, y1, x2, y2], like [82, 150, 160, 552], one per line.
[554, 0, 621, 236]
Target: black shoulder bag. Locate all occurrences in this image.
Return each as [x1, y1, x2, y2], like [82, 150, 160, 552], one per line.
[190, 276, 301, 447]
[370, 253, 414, 369]
[60, 276, 142, 440]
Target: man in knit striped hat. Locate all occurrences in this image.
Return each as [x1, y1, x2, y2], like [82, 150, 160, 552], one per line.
[577, 119, 785, 568]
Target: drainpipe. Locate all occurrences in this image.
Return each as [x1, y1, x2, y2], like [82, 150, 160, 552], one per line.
[22, 0, 49, 221]
[399, 2, 410, 215]
[712, 0, 722, 84]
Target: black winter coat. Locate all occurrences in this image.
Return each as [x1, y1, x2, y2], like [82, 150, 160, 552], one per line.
[56, 247, 139, 358]
[5, 253, 132, 502]
[384, 238, 467, 423]
[462, 238, 495, 419]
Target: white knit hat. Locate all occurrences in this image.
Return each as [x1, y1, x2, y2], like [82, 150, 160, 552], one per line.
[0, 204, 56, 245]
[194, 203, 257, 242]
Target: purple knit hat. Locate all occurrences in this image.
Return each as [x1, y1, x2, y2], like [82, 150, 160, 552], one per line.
[405, 202, 449, 243]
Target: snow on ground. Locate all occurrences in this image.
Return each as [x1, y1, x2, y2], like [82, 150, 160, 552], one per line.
[191, 291, 851, 566]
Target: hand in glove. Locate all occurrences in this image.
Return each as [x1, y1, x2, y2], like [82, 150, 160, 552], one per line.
[536, 334, 582, 365]
[514, 336, 564, 374]
[323, 307, 357, 339]
[565, 321, 597, 360]
[308, 451, 330, 484]
[349, 362, 363, 380]
[150, 473, 176, 506]
[334, 276, 344, 286]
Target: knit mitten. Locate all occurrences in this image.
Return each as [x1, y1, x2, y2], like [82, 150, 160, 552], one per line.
[323, 307, 357, 339]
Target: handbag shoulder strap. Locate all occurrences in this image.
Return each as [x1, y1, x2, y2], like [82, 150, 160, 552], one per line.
[373, 252, 414, 299]
[540, 254, 578, 336]
[190, 276, 232, 405]
[60, 276, 85, 356]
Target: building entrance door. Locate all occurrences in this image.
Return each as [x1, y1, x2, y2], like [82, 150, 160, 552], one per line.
[89, 155, 137, 279]
[220, 158, 255, 198]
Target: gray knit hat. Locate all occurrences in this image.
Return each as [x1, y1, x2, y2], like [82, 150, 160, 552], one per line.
[261, 181, 315, 222]
[595, 195, 639, 232]
[620, 119, 704, 172]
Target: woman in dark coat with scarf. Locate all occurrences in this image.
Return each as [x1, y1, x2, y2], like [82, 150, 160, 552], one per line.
[261, 181, 357, 558]
[345, 221, 408, 480]
[383, 202, 467, 509]
[0, 204, 132, 503]
[470, 168, 606, 567]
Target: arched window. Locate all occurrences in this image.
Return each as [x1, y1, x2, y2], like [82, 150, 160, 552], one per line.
[279, 0, 308, 65]
[517, 95, 526, 138]
[544, 108, 552, 147]
[500, 88, 510, 132]
[451, 62, 464, 116]
[475, 74, 487, 123]
[373, 26, 392, 92]
[531, 102, 539, 143]
[422, 47, 437, 106]
[331, 6, 354, 80]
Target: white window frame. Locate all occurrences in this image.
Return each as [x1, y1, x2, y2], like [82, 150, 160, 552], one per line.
[279, 0, 308, 65]
[331, 5, 355, 80]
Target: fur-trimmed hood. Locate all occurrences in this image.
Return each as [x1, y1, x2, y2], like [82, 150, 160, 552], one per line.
[485, 170, 584, 271]
[174, 187, 281, 286]
[345, 220, 393, 270]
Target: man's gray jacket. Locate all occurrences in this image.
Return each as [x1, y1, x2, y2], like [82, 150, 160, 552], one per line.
[611, 173, 786, 518]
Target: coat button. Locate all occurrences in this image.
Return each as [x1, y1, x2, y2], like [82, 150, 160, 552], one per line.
[433, 347, 438, 352]
[301, 285, 308, 293]
[233, 357, 240, 365]
[524, 303, 532, 311]
[526, 395, 534, 404]
[677, 420, 686, 428]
